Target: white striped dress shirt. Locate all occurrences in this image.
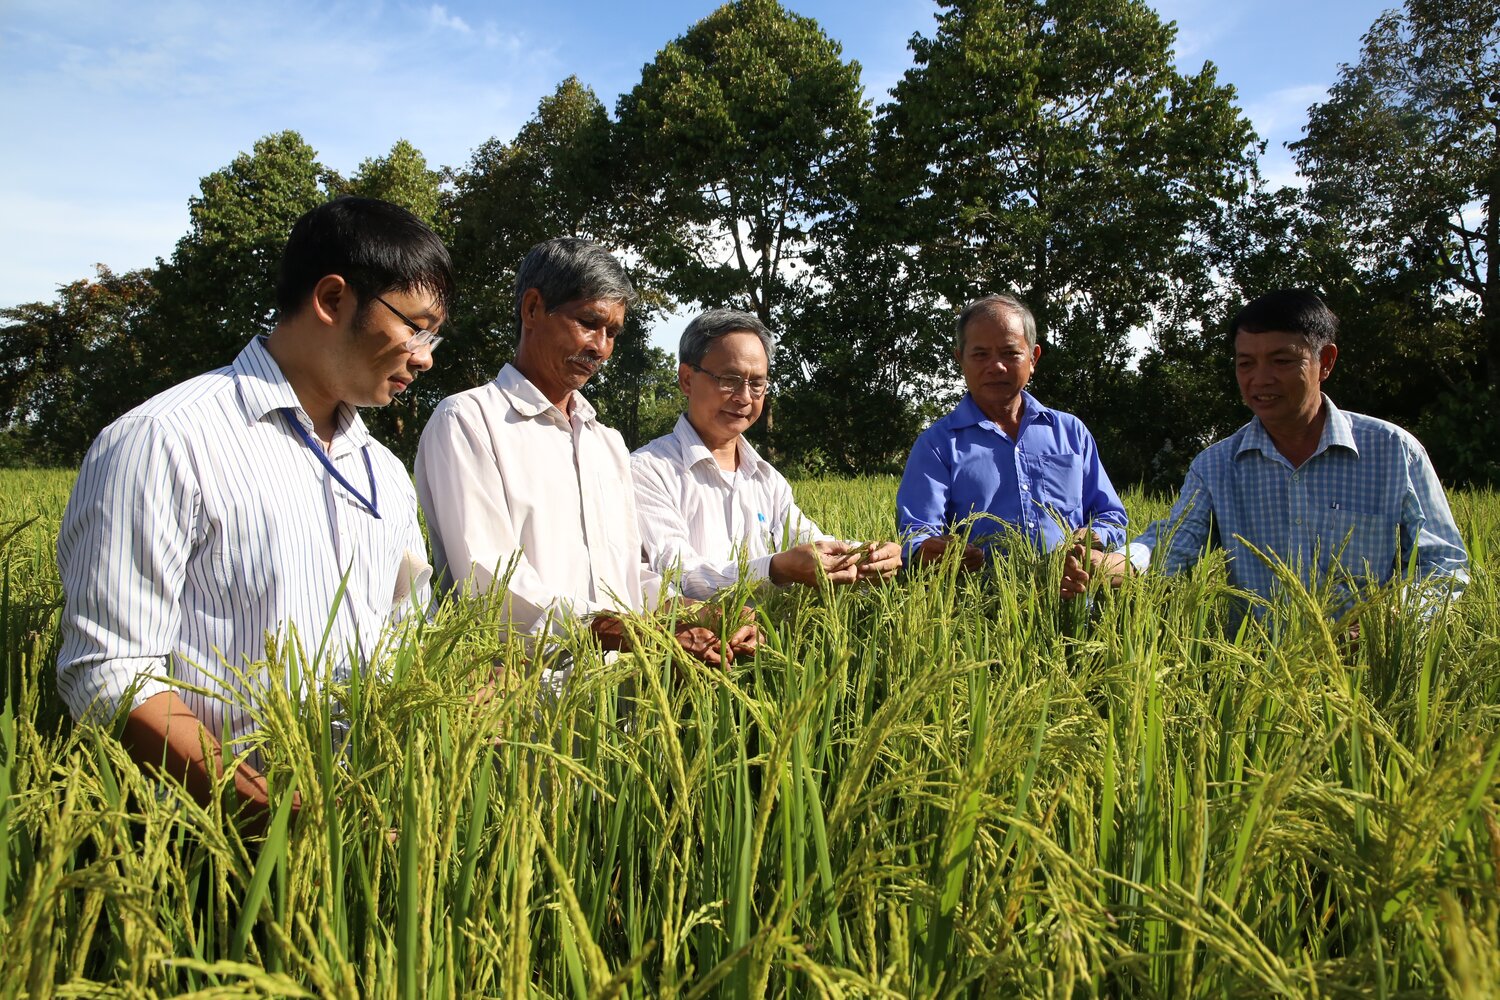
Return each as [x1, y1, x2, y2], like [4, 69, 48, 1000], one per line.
[631, 415, 829, 599]
[56, 337, 430, 749]
[415, 364, 662, 637]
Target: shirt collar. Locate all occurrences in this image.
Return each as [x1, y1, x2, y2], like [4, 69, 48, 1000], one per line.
[496, 363, 596, 426]
[951, 390, 1054, 431]
[1236, 394, 1358, 462]
[234, 337, 371, 450]
[671, 413, 773, 478]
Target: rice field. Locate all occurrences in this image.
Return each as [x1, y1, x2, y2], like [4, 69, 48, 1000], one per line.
[2, 467, 1499, 998]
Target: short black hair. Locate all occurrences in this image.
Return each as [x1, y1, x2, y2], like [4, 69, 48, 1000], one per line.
[513, 237, 635, 334]
[1231, 289, 1338, 351]
[275, 196, 455, 319]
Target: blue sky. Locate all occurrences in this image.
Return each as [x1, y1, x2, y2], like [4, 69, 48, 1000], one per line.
[2, 0, 1394, 322]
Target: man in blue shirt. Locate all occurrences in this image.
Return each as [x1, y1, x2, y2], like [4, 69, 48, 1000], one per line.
[1083, 289, 1469, 608]
[897, 293, 1128, 587]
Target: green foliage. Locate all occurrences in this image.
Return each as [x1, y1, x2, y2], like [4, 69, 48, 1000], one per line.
[1294, 0, 1498, 390]
[616, 0, 870, 324]
[442, 77, 621, 395]
[1287, 0, 1499, 484]
[880, 0, 1257, 379]
[346, 139, 444, 228]
[146, 131, 338, 389]
[0, 268, 157, 466]
[4, 471, 1500, 995]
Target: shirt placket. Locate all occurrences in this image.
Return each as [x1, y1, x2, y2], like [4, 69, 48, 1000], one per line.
[572, 416, 605, 604]
[1286, 463, 1310, 573]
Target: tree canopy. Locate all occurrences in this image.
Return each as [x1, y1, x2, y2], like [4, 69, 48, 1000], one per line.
[3, 0, 1495, 486]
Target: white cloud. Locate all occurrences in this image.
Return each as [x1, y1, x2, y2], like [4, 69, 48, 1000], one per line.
[0, 0, 554, 306]
[1243, 83, 1328, 143]
[427, 4, 472, 34]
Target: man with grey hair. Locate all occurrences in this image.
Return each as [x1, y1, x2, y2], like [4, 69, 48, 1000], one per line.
[633, 308, 902, 598]
[896, 293, 1127, 595]
[416, 239, 755, 666]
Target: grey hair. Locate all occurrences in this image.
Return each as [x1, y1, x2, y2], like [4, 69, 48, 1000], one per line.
[956, 294, 1037, 352]
[513, 237, 636, 333]
[678, 308, 776, 367]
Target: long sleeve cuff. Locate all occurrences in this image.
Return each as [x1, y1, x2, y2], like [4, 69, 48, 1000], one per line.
[1125, 542, 1153, 574]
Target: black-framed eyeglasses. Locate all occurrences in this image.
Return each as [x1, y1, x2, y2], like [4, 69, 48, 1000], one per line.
[690, 364, 770, 398]
[374, 296, 445, 353]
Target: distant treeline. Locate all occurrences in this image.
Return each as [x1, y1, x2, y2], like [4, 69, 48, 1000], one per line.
[3, 0, 1496, 488]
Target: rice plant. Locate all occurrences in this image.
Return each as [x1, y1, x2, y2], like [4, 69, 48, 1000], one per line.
[2, 471, 1497, 997]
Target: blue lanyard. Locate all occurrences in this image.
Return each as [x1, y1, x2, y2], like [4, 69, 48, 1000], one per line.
[279, 408, 381, 519]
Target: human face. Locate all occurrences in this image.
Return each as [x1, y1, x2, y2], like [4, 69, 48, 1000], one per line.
[679, 331, 770, 451]
[956, 308, 1039, 422]
[338, 286, 442, 407]
[1234, 329, 1337, 432]
[515, 289, 627, 406]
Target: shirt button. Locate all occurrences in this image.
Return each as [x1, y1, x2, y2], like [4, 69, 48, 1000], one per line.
[1295, 518, 1303, 525]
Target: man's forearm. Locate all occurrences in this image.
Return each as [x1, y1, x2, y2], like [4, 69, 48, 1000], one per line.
[121, 691, 274, 810]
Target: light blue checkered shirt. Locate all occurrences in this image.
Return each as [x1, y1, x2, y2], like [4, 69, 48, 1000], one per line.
[1128, 396, 1469, 605]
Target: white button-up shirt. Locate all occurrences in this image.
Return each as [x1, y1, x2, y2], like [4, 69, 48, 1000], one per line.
[632, 415, 829, 599]
[415, 364, 661, 635]
[56, 337, 429, 748]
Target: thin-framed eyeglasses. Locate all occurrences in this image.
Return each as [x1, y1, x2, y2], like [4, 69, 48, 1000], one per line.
[374, 295, 445, 353]
[689, 363, 770, 398]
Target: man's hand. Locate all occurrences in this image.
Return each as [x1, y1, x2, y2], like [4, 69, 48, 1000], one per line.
[122, 691, 300, 833]
[768, 540, 862, 586]
[589, 613, 630, 652]
[851, 541, 903, 582]
[1061, 543, 1130, 600]
[683, 603, 763, 664]
[673, 624, 725, 667]
[914, 536, 985, 571]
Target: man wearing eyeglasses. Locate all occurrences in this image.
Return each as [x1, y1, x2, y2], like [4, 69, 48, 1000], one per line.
[897, 293, 1128, 594]
[632, 309, 903, 598]
[56, 196, 452, 824]
[416, 241, 759, 670]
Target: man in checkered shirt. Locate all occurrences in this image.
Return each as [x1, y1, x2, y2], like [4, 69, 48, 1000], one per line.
[1069, 289, 1468, 612]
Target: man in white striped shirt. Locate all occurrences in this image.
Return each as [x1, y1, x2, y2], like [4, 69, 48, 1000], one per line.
[632, 309, 902, 599]
[57, 196, 453, 823]
[416, 239, 758, 668]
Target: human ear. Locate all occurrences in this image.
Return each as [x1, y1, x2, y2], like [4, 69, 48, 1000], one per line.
[1318, 343, 1339, 380]
[310, 275, 350, 328]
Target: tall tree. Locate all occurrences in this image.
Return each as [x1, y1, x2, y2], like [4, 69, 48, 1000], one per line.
[1292, 0, 1498, 481]
[146, 131, 337, 388]
[443, 77, 619, 391]
[615, 0, 870, 328]
[348, 139, 444, 227]
[879, 0, 1257, 428]
[0, 267, 157, 464]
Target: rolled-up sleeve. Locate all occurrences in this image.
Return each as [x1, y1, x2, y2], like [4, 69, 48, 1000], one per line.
[1400, 438, 1469, 595]
[56, 416, 195, 723]
[896, 433, 951, 562]
[1127, 465, 1216, 575]
[1077, 426, 1128, 549]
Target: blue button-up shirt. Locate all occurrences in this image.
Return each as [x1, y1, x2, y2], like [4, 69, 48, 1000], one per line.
[896, 391, 1128, 560]
[1128, 396, 1469, 604]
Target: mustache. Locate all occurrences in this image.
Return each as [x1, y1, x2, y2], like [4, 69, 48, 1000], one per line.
[568, 353, 606, 373]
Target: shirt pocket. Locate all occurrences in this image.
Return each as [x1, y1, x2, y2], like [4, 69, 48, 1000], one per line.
[1310, 506, 1398, 583]
[1029, 453, 1083, 514]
